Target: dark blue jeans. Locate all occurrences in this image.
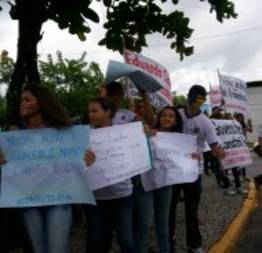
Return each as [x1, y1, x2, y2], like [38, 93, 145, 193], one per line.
[154, 186, 172, 253]
[133, 178, 153, 253]
[169, 179, 202, 251]
[86, 195, 134, 253]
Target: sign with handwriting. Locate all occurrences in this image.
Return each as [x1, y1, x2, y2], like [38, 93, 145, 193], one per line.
[219, 74, 249, 117]
[86, 122, 151, 190]
[0, 126, 95, 207]
[141, 132, 199, 191]
[212, 120, 252, 169]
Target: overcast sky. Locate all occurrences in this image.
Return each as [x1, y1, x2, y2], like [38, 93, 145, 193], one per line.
[1, 0, 262, 95]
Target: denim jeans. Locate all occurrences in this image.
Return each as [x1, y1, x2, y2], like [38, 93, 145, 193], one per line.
[169, 179, 202, 251]
[86, 195, 134, 253]
[133, 178, 154, 253]
[154, 186, 172, 253]
[23, 205, 72, 253]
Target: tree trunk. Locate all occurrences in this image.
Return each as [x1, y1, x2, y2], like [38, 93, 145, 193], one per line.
[6, 0, 46, 120]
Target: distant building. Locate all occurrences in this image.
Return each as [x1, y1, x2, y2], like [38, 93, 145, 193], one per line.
[247, 81, 262, 142]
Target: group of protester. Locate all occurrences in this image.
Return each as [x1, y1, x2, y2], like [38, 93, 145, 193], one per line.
[202, 107, 252, 196]
[1, 80, 257, 253]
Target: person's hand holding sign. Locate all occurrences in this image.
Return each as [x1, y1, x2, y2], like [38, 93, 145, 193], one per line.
[0, 150, 7, 165]
[211, 145, 225, 160]
[84, 150, 96, 167]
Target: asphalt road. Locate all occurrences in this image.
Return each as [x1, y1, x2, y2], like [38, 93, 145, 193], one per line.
[234, 153, 262, 253]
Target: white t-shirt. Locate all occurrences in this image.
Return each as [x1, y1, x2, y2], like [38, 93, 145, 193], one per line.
[178, 108, 219, 173]
[94, 109, 135, 200]
[178, 108, 218, 151]
[112, 109, 136, 125]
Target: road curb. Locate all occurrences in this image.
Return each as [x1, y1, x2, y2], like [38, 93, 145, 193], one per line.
[208, 179, 258, 253]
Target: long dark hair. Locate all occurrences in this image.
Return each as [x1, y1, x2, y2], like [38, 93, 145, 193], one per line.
[155, 106, 183, 133]
[82, 97, 117, 124]
[22, 84, 72, 128]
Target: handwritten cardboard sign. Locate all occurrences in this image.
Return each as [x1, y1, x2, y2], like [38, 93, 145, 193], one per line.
[0, 126, 95, 207]
[141, 132, 199, 191]
[209, 85, 223, 107]
[219, 74, 249, 117]
[86, 122, 151, 190]
[105, 60, 164, 92]
[124, 49, 172, 110]
[212, 120, 252, 169]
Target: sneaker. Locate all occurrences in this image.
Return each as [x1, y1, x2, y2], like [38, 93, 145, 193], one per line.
[225, 189, 237, 195]
[187, 247, 205, 253]
[237, 187, 248, 194]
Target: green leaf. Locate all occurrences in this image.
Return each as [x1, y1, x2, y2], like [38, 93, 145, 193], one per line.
[82, 8, 99, 23]
[58, 21, 69, 29]
[103, 0, 112, 7]
[184, 46, 194, 56]
[77, 32, 86, 41]
[9, 5, 18, 19]
[98, 38, 107, 46]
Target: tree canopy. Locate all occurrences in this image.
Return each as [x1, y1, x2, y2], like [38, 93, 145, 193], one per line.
[39, 51, 104, 120]
[1, 0, 237, 58]
[0, 0, 237, 119]
[0, 51, 104, 122]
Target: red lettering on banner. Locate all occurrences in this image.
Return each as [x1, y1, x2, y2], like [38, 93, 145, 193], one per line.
[225, 148, 250, 157]
[124, 49, 172, 107]
[125, 54, 163, 80]
[124, 50, 170, 87]
[224, 154, 251, 166]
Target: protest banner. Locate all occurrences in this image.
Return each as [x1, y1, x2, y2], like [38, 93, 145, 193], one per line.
[0, 126, 95, 207]
[211, 120, 252, 169]
[218, 74, 249, 117]
[124, 49, 172, 110]
[209, 84, 222, 107]
[86, 122, 151, 190]
[141, 132, 198, 191]
[105, 60, 163, 92]
[127, 80, 141, 99]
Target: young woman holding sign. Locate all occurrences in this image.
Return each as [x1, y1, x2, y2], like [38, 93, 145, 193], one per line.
[141, 106, 186, 253]
[84, 97, 134, 253]
[0, 84, 72, 253]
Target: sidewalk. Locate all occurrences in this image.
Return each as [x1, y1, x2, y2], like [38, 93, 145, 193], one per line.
[233, 153, 262, 253]
[69, 170, 248, 252]
[208, 154, 262, 253]
[233, 188, 262, 253]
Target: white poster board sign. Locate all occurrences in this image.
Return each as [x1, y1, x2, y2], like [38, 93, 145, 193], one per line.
[86, 122, 151, 190]
[209, 85, 222, 107]
[141, 132, 198, 191]
[124, 49, 172, 110]
[219, 74, 249, 117]
[212, 120, 252, 169]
